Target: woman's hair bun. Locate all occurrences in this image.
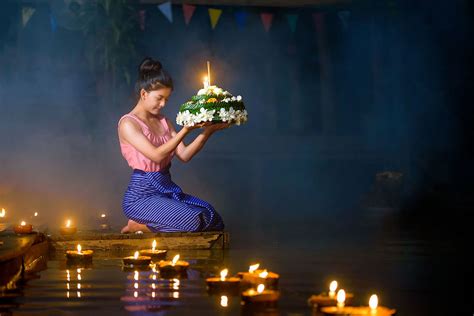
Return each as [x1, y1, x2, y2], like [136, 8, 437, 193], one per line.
[139, 57, 163, 79]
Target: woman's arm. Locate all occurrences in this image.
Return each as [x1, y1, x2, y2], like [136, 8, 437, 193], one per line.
[167, 119, 229, 163]
[119, 118, 192, 164]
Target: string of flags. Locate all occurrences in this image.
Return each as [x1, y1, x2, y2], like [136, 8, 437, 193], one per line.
[20, 2, 351, 34]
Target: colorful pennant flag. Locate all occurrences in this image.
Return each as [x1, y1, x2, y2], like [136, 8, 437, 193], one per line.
[182, 4, 196, 25]
[208, 8, 222, 29]
[260, 13, 273, 32]
[22, 7, 35, 27]
[139, 10, 146, 31]
[49, 11, 57, 32]
[158, 1, 173, 23]
[286, 14, 298, 33]
[338, 10, 350, 30]
[234, 11, 248, 29]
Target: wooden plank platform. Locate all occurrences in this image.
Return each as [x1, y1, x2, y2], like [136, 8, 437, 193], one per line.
[48, 231, 229, 251]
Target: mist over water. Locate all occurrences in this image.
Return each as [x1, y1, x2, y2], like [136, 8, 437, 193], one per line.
[0, 0, 472, 247]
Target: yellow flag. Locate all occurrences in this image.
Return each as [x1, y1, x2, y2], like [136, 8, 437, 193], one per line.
[208, 8, 222, 29]
[22, 7, 36, 27]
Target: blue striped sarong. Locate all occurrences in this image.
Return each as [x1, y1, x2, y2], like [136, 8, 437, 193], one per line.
[122, 168, 224, 232]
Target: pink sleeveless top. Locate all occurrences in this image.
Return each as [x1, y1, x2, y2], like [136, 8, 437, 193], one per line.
[118, 113, 174, 172]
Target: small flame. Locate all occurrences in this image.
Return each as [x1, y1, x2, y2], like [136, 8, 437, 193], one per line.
[78, 274, 81, 281]
[152, 240, 157, 251]
[134, 271, 139, 281]
[101, 214, 106, 218]
[173, 291, 179, 299]
[337, 289, 346, 307]
[257, 284, 265, 293]
[369, 294, 378, 310]
[329, 280, 338, 292]
[134, 282, 139, 289]
[249, 263, 260, 273]
[34, 212, 38, 217]
[134, 291, 138, 298]
[220, 295, 228, 307]
[0, 208, 5, 218]
[203, 76, 210, 88]
[20, 221, 26, 226]
[171, 254, 179, 265]
[77, 244, 82, 253]
[172, 278, 180, 290]
[220, 269, 228, 281]
[66, 220, 71, 228]
[259, 270, 268, 278]
[134, 251, 139, 260]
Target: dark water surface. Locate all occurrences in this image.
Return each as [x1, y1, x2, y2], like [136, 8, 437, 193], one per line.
[0, 208, 470, 316]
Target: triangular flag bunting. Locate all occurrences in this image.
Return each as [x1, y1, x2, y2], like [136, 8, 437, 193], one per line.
[208, 8, 222, 29]
[234, 11, 248, 29]
[260, 13, 273, 32]
[49, 11, 57, 32]
[22, 7, 35, 27]
[139, 10, 146, 31]
[286, 14, 298, 33]
[338, 10, 350, 30]
[182, 4, 196, 25]
[158, 1, 173, 23]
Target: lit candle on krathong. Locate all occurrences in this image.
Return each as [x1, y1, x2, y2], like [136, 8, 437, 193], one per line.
[123, 251, 151, 267]
[158, 254, 189, 278]
[14, 220, 33, 234]
[139, 239, 167, 261]
[203, 76, 210, 89]
[241, 283, 280, 305]
[206, 268, 241, 294]
[66, 244, 93, 264]
[308, 280, 354, 308]
[60, 219, 77, 235]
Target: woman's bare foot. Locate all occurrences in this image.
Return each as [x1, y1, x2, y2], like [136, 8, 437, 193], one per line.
[121, 220, 151, 234]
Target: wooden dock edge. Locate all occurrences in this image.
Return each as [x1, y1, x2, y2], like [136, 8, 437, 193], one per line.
[49, 231, 230, 251]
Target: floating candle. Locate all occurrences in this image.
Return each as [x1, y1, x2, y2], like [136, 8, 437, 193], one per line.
[0, 208, 6, 232]
[66, 244, 93, 264]
[242, 268, 280, 288]
[60, 219, 77, 235]
[322, 294, 397, 316]
[123, 251, 151, 267]
[206, 268, 241, 294]
[158, 254, 189, 278]
[14, 220, 33, 234]
[241, 284, 280, 305]
[139, 239, 167, 261]
[308, 281, 354, 308]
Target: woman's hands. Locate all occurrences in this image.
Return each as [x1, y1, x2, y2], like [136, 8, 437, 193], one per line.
[202, 122, 231, 134]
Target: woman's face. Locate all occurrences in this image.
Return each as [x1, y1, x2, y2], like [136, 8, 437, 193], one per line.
[141, 87, 172, 115]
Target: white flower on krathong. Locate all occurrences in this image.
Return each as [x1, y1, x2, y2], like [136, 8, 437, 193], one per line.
[195, 108, 216, 123]
[197, 88, 206, 96]
[231, 96, 236, 101]
[235, 110, 248, 125]
[218, 107, 237, 122]
[236, 95, 242, 101]
[177, 110, 195, 126]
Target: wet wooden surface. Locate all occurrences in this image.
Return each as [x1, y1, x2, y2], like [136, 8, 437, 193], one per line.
[48, 231, 229, 250]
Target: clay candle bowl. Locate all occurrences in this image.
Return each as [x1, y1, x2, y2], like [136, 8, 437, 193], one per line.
[308, 280, 354, 308]
[206, 269, 241, 294]
[319, 289, 358, 315]
[139, 240, 167, 261]
[242, 268, 280, 289]
[322, 294, 396, 316]
[60, 219, 77, 235]
[66, 244, 93, 264]
[158, 254, 189, 278]
[241, 284, 280, 306]
[123, 251, 151, 267]
[14, 221, 33, 234]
